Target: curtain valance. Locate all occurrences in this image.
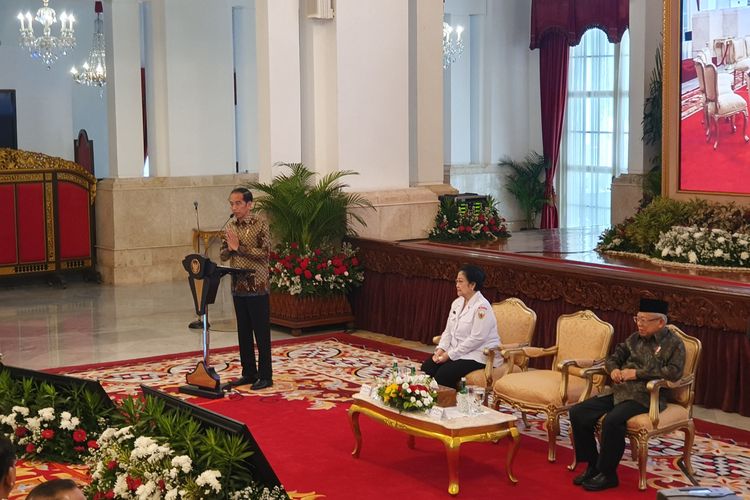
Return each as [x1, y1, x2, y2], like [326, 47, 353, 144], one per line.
[530, 0, 629, 50]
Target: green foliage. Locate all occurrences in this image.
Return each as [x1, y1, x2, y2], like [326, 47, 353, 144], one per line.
[499, 152, 548, 229]
[248, 163, 374, 250]
[641, 47, 663, 205]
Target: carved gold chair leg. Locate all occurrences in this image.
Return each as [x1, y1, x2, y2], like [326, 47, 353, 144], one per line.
[546, 412, 560, 462]
[682, 421, 697, 480]
[567, 428, 578, 471]
[635, 432, 650, 491]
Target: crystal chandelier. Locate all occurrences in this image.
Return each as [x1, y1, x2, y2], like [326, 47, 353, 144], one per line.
[17, 0, 76, 68]
[71, 1, 107, 90]
[443, 22, 464, 69]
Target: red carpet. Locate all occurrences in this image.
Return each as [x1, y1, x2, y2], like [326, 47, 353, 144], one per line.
[24, 333, 750, 499]
[680, 86, 750, 193]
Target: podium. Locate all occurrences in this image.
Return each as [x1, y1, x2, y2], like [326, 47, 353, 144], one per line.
[180, 254, 246, 399]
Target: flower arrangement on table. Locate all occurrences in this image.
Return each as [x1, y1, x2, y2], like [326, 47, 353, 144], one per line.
[429, 195, 510, 242]
[597, 197, 750, 269]
[376, 372, 438, 412]
[269, 241, 364, 296]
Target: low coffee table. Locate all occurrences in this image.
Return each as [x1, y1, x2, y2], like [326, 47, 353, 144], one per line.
[348, 393, 520, 495]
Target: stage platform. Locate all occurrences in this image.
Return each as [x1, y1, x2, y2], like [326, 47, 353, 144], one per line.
[351, 228, 750, 416]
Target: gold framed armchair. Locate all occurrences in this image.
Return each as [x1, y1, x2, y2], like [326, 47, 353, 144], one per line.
[432, 297, 537, 393]
[492, 310, 614, 462]
[570, 325, 702, 490]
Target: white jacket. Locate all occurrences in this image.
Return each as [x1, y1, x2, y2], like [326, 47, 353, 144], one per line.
[437, 291, 501, 366]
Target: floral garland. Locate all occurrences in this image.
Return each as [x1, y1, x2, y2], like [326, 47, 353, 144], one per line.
[0, 406, 102, 463]
[600, 225, 750, 270]
[269, 241, 364, 296]
[376, 373, 438, 412]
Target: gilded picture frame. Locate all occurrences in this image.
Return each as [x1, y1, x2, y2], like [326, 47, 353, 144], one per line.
[663, 0, 750, 203]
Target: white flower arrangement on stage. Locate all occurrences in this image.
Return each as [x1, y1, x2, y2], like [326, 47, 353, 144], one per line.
[655, 226, 750, 267]
[376, 372, 439, 412]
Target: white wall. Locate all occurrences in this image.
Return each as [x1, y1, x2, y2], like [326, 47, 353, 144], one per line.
[0, 0, 109, 176]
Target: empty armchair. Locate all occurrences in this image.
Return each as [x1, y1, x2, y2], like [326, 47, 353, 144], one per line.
[492, 310, 614, 462]
[704, 62, 750, 149]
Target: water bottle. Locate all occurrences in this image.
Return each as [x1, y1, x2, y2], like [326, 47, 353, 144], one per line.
[458, 377, 469, 414]
[392, 361, 399, 377]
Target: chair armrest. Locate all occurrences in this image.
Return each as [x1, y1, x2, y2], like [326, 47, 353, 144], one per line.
[644, 375, 695, 427]
[432, 335, 441, 346]
[509, 345, 557, 359]
[558, 359, 607, 404]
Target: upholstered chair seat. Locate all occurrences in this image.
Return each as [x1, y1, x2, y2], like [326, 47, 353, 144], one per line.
[704, 62, 749, 149]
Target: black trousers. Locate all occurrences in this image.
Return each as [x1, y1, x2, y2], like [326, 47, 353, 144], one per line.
[232, 294, 272, 380]
[569, 394, 648, 476]
[420, 357, 485, 388]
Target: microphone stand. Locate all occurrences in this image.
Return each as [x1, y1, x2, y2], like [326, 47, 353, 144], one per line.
[189, 201, 210, 330]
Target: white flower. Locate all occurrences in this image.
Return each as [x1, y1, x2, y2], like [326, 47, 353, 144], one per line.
[742, 252, 749, 260]
[26, 417, 41, 431]
[12, 406, 29, 417]
[37, 407, 55, 421]
[688, 251, 698, 263]
[171, 455, 192, 473]
[714, 249, 723, 257]
[661, 247, 670, 257]
[196, 470, 222, 492]
[693, 232, 704, 239]
[717, 236, 726, 243]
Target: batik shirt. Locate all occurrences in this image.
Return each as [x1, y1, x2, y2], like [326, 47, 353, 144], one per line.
[219, 213, 271, 296]
[604, 327, 686, 410]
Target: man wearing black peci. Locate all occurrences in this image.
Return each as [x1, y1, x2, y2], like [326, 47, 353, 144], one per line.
[220, 187, 273, 391]
[0, 435, 16, 500]
[569, 298, 686, 491]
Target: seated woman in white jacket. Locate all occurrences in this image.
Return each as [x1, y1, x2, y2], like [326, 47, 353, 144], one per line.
[420, 264, 501, 388]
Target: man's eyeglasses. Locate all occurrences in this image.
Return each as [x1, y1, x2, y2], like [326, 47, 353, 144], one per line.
[633, 316, 660, 324]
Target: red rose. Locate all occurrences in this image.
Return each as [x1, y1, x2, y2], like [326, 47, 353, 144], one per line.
[105, 492, 115, 499]
[332, 258, 342, 267]
[126, 476, 142, 491]
[314, 248, 321, 256]
[351, 257, 359, 266]
[107, 460, 118, 470]
[303, 269, 312, 279]
[294, 267, 302, 275]
[87, 440, 99, 449]
[290, 242, 299, 249]
[15, 426, 28, 437]
[25, 443, 35, 453]
[74, 446, 85, 452]
[158, 479, 166, 491]
[41, 429, 55, 440]
[73, 428, 87, 442]
[300, 258, 309, 269]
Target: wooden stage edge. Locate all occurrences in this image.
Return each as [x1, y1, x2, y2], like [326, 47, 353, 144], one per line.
[351, 228, 750, 417]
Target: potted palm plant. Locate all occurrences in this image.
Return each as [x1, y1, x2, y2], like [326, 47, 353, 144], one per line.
[247, 163, 373, 335]
[499, 152, 548, 230]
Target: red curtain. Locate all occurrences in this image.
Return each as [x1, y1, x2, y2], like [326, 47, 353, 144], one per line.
[538, 34, 569, 229]
[531, 0, 629, 228]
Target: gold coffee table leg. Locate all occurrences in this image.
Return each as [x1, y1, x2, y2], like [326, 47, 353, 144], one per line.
[348, 407, 362, 458]
[444, 439, 461, 495]
[506, 425, 521, 484]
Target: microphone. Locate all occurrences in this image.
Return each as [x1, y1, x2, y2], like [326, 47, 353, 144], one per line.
[203, 213, 235, 257]
[193, 201, 201, 233]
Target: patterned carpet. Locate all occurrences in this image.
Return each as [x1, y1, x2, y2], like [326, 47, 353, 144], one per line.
[26, 333, 750, 498]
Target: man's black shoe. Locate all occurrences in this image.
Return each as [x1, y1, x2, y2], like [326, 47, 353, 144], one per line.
[572, 465, 599, 486]
[224, 376, 256, 388]
[582, 473, 619, 491]
[251, 379, 273, 390]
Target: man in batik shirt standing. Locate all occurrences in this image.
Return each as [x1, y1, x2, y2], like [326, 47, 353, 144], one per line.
[221, 187, 273, 390]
